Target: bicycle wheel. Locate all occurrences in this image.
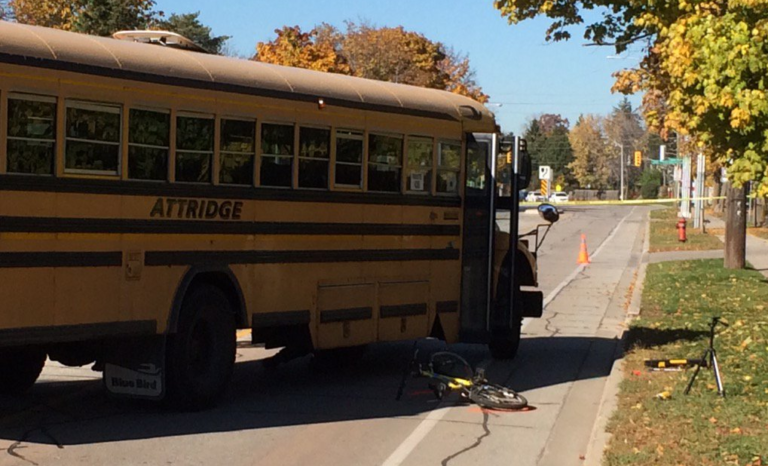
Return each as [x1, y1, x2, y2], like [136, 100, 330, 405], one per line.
[470, 383, 528, 410]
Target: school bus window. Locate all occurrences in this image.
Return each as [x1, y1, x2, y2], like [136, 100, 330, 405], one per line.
[334, 129, 363, 188]
[406, 137, 432, 193]
[220, 118, 255, 185]
[176, 114, 213, 183]
[466, 140, 488, 190]
[437, 141, 461, 194]
[65, 101, 121, 175]
[6, 94, 56, 175]
[128, 108, 169, 181]
[298, 127, 330, 189]
[368, 134, 402, 192]
[260, 123, 294, 188]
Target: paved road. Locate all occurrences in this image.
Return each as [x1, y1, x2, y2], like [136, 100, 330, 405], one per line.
[0, 205, 649, 466]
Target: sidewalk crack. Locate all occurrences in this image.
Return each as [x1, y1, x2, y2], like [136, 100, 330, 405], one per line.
[439, 410, 493, 466]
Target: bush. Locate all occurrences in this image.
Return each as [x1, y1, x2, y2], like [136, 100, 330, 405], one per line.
[639, 169, 662, 199]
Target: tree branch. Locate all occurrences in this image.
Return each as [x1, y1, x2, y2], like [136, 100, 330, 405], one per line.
[582, 33, 653, 47]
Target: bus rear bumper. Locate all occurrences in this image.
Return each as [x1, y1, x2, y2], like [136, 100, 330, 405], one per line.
[519, 290, 543, 318]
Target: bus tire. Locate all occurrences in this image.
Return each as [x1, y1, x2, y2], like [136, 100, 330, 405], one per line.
[0, 347, 47, 395]
[166, 285, 236, 410]
[489, 327, 521, 360]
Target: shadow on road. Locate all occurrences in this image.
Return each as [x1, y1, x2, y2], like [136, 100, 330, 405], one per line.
[624, 327, 709, 350]
[0, 335, 623, 448]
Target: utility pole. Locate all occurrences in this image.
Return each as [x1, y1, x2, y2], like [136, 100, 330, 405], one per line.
[620, 144, 625, 201]
[725, 184, 747, 269]
[693, 153, 705, 230]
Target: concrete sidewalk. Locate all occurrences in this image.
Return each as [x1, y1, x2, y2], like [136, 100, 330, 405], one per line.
[709, 213, 768, 278]
[525, 207, 648, 466]
[745, 234, 768, 278]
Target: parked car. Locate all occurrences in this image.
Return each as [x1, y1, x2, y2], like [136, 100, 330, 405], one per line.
[525, 191, 547, 202]
[549, 191, 570, 203]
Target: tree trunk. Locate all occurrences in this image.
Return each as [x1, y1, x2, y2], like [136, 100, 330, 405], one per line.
[724, 185, 747, 269]
[714, 177, 724, 213]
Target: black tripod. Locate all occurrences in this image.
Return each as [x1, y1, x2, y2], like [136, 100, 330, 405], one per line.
[684, 316, 727, 397]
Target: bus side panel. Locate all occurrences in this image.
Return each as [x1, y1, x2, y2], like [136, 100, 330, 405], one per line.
[125, 265, 185, 334]
[0, 269, 56, 331]
[54, 266, 121, 326]
[431, 258, 461, 343]
[316, 282, 376, 349]
[377, 280, 429, 342]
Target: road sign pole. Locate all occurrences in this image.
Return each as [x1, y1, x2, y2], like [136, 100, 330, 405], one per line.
[620, 145, 625, 201]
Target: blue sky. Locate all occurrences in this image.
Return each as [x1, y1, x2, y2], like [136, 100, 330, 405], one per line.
[155, 0, 642, 134]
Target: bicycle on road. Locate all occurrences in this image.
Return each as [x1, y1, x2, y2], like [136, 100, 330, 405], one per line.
[396, 348, 528, 410]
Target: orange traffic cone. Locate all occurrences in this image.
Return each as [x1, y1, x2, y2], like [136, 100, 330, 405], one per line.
[577, 234, 591, 265]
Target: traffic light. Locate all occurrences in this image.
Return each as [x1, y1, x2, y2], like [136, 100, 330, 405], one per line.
[634, 150, 642, 167]
[517, 137, 527, 153]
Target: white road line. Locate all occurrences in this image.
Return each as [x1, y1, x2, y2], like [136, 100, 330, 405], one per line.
[380, 406, 451, 466]
[381, 207, 638, 466]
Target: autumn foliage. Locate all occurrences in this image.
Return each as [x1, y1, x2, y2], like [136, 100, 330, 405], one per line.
[254, 22, 488, 103]
[7, 0, 157, 33]
[494, 0, 768, 193]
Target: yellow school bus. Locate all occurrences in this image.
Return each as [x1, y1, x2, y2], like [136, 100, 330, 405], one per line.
[0, 22, 545, 408]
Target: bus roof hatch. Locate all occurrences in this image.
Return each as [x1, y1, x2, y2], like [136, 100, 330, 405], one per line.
[112, 30, 210, 54]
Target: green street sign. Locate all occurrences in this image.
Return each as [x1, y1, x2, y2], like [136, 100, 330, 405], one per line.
[651, 158, 683, 165]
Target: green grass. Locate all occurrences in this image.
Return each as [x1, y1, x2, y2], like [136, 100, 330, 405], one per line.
[649, 208, 724, 252]
[604, 259, 768, 466]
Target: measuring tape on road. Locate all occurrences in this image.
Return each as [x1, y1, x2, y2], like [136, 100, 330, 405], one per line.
[519, 196, 727, 207]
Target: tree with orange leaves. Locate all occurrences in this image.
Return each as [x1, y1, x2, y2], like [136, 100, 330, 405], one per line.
[253, 22, 488, 103]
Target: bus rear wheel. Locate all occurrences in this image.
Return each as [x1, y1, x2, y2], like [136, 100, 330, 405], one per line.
[166, 285, 236, 410]
[0, 347, 47, 395]
[489, 325, 521, 360]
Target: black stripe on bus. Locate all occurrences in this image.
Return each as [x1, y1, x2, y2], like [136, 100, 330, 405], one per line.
[320, 307, 373, 323]
[0, 320, 157, 347]
[0, 53, 459, 123]
[0, 251, 122, 268]
[144, 248, 460, 267]
[0, 216, 460, 237]
[252, 310, 311, 328]
[379, 303, 428, 318]
[436, 300, 459, 313]
[0, 175, 461, 208]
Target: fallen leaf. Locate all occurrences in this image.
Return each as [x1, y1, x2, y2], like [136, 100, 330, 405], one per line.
[709, 417, 718, 424]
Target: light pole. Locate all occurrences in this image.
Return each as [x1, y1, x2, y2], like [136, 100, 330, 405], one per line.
[620, 144, 625, 201]
[612, 141, 625, 201]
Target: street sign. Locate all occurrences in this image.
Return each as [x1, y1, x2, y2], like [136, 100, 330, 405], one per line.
[634, 150, 642, 167]
[555, 184, 562, 192]
[651, 158, 683, 165]
[540, 179, 549, 197]
[538, 165, 552, 180]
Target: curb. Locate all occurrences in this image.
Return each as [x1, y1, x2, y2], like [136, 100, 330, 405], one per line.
[583, 210, 650, 466]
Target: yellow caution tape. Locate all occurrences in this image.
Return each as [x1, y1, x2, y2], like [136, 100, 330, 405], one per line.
[520, 196, 726, 207]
